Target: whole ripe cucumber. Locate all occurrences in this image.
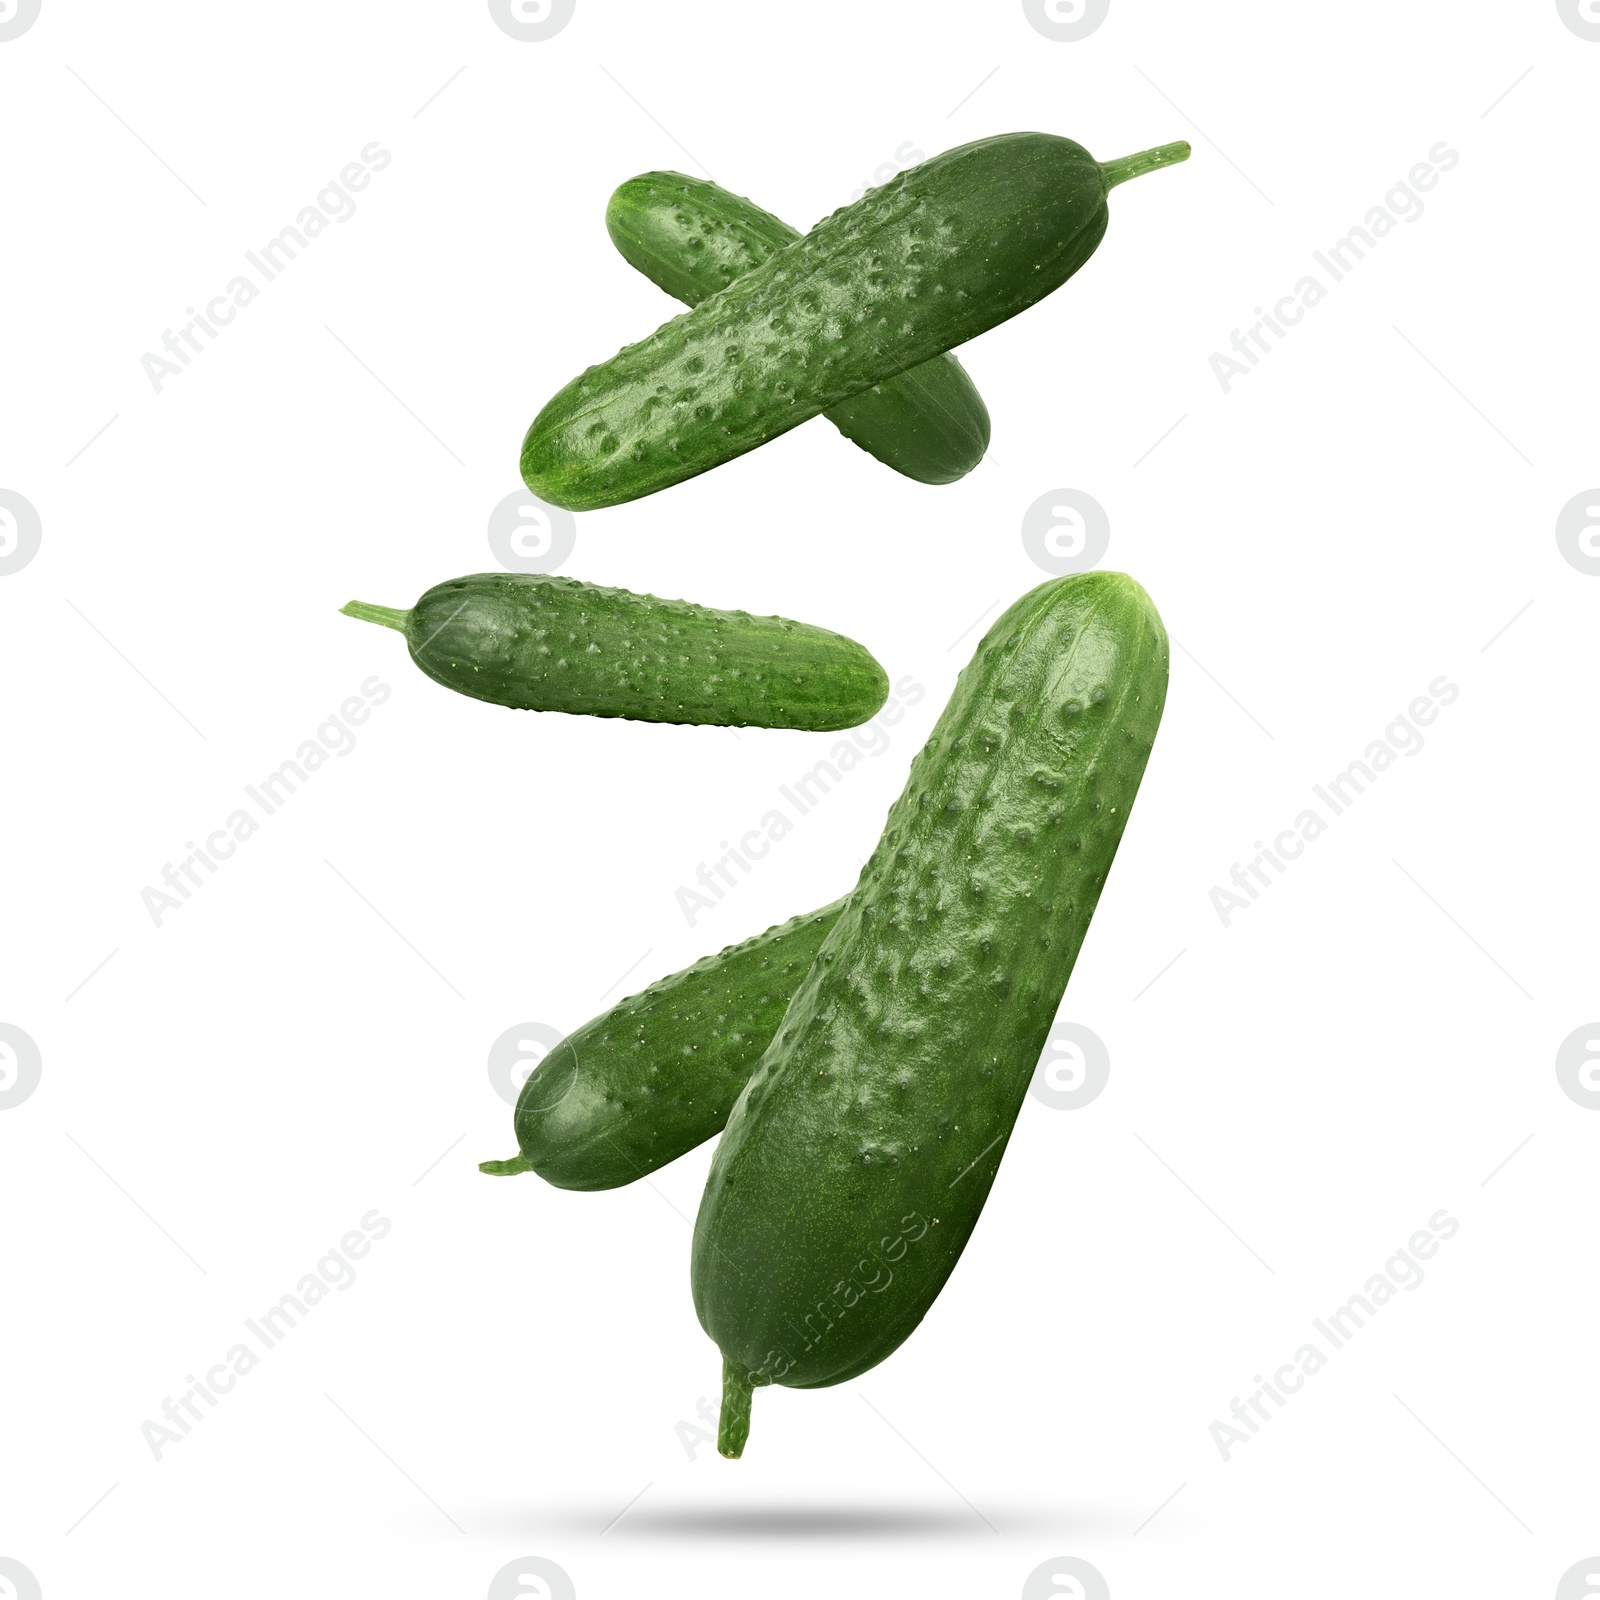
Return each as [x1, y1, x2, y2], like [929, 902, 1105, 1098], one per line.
[522, 134, 1189, 510]
[481, 899, 845, 1190]
[691, 571, 1169, 1456]
[606, 172, 990, 486]
[341, 573, 887, 731]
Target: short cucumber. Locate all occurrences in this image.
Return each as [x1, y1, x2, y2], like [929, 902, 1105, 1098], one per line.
[522, 134, 1189, 510]
[690, 571, 1169, 1456]
[481, 899, 844, 1190]
[341, 573, 887, 731]
[606, 172, 990, 486]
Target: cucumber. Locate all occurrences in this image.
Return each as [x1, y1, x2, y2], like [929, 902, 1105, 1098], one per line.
[522, 134, 1189, 511]
[341, 573, 887, 731]
[481, 899, 845, 1190]
[605, 172, 990, 486]
[690, 571, 1169, 1456]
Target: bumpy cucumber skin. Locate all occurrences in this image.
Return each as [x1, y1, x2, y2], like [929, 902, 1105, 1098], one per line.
[691, 572, 1168, 1400]
[501, 901, 845, 1191]
[524, 133, 1113, 510]
[403, 573, 888, 731]
[605, 172, 990, 486]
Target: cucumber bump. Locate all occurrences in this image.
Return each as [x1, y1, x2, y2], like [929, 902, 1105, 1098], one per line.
[342, 572, 889, 731]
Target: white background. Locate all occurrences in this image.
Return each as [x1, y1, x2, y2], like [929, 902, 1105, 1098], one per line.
[2, 2, 1596, 1597]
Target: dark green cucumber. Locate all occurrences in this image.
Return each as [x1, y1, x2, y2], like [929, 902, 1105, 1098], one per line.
[691, 571, 1169, 1456]
[606, 172, 990, 485]
[522, 134, 1189, 510]
[341, 573, 887, 731]
[481, 899, 845, 1190]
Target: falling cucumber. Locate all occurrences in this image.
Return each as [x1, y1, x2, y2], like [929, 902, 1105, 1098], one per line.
[690, 571, 1170, 1456]
[521, 133, 1191, 510]
[340, 572, 888, 731]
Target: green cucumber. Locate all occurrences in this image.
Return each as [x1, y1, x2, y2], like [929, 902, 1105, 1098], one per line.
[522, 133, 1189, 510]
[690, 571, 1169, 1456]
[481, 899, 845, 1191]
[341, 573, 887, 731]
[606, 172, 990, 486]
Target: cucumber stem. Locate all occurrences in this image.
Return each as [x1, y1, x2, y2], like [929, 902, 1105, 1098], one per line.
[1100, 140, 1192, 190]
[479, 1155, 533, 1176]
[340, 600, 411, 633]
[718, 1359, 755, 1458]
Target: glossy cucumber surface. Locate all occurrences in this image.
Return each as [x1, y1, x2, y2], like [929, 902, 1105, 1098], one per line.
[606, 172, 989, 485]
[522, 134, 1188, 510]
[481, 900, 845, 1191]
[342, 573, 887, 731]
[690, 571, 1170, 1455]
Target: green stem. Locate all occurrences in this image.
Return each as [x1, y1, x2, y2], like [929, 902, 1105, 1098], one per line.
[478, 1155, 533, 1177]
[718, 1359, 755, 1458]
[1100, 140, 1192, 190]
[340, 600, 411, 634]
